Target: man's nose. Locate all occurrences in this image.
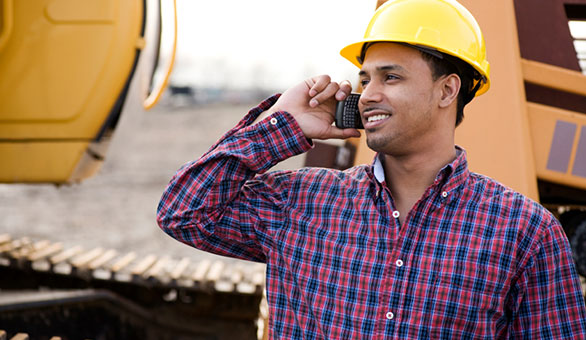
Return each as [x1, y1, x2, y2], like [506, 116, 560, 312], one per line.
[359, 82, 383, 107]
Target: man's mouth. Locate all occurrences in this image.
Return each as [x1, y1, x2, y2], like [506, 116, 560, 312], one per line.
[367, 114, 391, 123]
[362, 107, 393, 128]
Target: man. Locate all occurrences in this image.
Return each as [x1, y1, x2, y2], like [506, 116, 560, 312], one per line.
[158, 0, 586, 338]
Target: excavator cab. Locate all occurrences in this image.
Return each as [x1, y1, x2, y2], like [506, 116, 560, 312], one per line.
[0, 0, 171, 183]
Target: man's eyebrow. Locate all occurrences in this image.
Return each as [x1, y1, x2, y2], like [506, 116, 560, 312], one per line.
[359, 64, 406, 76]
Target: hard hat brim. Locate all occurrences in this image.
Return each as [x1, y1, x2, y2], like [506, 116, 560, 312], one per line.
[340, 40, 490, 96]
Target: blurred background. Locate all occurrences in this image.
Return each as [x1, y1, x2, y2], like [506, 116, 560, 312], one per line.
[0, 0, 377, 262]
[2, 0, 586, 264]
[2, 0, 586, 338]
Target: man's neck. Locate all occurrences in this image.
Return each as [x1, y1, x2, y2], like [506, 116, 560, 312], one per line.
[381, 143, 457, 224]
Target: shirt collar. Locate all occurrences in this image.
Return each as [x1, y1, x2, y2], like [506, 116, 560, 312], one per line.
[373, 154, 386, 183]
[371, 146, 469, 193]
[436, 146, 469, 194]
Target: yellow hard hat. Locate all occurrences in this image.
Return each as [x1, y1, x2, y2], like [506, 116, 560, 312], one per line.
[340, 0, 490, 96]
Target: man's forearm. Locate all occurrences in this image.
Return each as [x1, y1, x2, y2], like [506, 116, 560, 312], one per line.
[156, 96, 312, 259]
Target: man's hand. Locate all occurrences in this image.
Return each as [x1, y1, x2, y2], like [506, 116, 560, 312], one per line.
[257, 75, 361, 140]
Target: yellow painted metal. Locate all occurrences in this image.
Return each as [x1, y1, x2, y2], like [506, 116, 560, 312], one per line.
[0, 142, 89, 183]
[144, 0, 177, 110]
[527, 103, 586, 191]
[0, 0, 143, 183]
[0, 0, 142, 134]
[0, 0, 14, 53]
[46, 0, 116, 22]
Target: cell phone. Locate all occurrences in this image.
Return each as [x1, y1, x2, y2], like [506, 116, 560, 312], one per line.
[335, 93, 363, 129]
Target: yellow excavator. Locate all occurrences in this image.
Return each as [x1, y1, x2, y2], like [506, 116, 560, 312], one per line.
[0, 1, 266, 339]
[0, 0, 175, 183]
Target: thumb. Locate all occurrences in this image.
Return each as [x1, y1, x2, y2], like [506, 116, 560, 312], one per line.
[320, 126, 361, 140]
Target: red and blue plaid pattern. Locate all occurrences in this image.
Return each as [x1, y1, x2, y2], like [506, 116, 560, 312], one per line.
[158, 95, 586, 339]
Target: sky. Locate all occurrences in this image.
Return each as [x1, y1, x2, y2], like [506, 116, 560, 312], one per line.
[165, 0, 378, 91]
[569, 21, 586, 72]
[162, 0, 586, 92]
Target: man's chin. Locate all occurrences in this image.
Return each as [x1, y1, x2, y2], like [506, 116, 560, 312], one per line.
[366, 136, 387, 154]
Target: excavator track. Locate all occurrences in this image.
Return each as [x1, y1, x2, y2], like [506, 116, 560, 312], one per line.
[0, 234, 268, 340]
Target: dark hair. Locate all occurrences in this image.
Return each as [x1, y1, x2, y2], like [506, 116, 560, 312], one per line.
[419, 51, 480, 126]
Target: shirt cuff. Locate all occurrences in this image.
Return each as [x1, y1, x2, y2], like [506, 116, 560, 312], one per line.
[220, 95, 313, 172]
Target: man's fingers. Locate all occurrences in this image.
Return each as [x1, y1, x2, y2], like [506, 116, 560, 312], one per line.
[308, 77, 353, 107]
[308, 75, 332, 97]
[323, 126, 361, 140]
[335, 80, 353, 101]
[309, 82, 340, 108]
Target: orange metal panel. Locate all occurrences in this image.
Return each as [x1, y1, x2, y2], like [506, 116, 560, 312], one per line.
[522, 59, 586, 97]
[352, 0, 540, 200]
[455, 0, 539, 200]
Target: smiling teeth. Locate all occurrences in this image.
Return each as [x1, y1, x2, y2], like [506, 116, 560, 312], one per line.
[367, 114, 390, 122]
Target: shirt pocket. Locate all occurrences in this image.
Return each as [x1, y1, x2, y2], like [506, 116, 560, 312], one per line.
[429, 268, 506, 339]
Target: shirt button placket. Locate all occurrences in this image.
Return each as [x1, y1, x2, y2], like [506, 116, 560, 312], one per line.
[388, 258, 403, 329]
[387, 211, 401, 329]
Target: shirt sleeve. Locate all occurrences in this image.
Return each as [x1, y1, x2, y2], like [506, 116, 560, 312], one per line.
[156, 95, 312, 262]
[510, 218, 586, 338]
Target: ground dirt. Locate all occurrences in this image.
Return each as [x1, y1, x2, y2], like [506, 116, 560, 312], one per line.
[0, 100, 304, 263]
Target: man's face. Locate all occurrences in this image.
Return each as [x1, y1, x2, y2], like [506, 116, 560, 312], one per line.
[358, 43, 443, 156]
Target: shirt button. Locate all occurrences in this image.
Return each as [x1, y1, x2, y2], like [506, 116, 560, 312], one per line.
[396, 259, 404, 267]
[386, 311, 394, 320]
[441, 191, 448, 198]
[392, 211, 400, 219]
[270, 117, 278, 125]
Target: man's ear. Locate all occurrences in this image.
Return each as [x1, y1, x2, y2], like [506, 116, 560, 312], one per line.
[438, 74, 461, 108]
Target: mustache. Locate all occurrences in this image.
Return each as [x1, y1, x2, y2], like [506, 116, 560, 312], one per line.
[361, 106, 392, 114]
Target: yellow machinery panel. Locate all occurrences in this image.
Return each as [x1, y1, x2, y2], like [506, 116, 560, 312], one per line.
[521, 60, 586, 192]
[0, 142, 90, 183]
[0, 0, 144, 182]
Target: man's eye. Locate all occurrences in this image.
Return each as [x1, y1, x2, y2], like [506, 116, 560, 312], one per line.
[386, 74, 399, 81]
[360, 79, 370, 87]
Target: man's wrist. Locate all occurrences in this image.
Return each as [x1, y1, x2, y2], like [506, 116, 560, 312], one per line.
[252, 106, 278, 126]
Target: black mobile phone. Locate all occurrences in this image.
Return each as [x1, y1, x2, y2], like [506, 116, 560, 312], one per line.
[335, 93, 363, 129]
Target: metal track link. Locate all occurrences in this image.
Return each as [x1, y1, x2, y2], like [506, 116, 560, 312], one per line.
[0, 233, 266, 295]
[0, 330, 68, 340]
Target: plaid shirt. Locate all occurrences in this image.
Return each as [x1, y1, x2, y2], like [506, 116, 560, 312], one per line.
[158, 95, 586, 339]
